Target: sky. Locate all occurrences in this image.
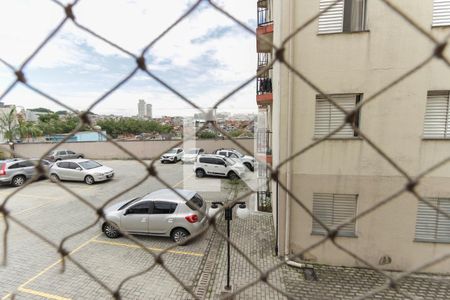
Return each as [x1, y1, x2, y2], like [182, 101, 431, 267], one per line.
[0, 0, 257, 117]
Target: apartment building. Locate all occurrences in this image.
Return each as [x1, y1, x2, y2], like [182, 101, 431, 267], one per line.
[267, 0, 450, 273]
[255, 0, 274, 212]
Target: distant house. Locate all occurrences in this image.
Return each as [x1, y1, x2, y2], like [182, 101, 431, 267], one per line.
[45, 131, 107, 142]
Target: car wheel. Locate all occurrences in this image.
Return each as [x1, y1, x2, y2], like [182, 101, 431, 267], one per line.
[50, 174, 60, 182]
[196, 169, 205, 178]
[171, 228, 189, 244]
[11, 175, 26, 187]
[103, 223, 120, 238]
[84, 175, 95, 185]
[244, 163, 254, 172]
[174, 157, 178, 163]
[228, 171, 239, 180]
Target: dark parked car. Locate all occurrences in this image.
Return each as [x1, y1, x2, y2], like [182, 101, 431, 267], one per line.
[45, 149, 84, 162]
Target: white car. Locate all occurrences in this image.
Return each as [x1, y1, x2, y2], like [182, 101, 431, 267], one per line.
[213, 148, 255, 172]
[160, 148, 184, 163]
[182, 148, 205, 164]
[49, 159, 114, 185]
[193, 154, 246, 180]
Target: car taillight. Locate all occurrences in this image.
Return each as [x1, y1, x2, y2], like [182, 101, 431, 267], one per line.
[0, 164, 5, 176]
[185, 215, 199, 223]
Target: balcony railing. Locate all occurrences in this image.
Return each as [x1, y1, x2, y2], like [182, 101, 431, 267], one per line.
[257, 52, 271, 70]
[256, 129, 272, 154]
[257, 0, 272, 26]
[257, 70, 272, 95]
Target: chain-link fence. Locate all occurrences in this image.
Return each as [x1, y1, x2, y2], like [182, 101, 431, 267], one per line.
[0, 0, 450, 299]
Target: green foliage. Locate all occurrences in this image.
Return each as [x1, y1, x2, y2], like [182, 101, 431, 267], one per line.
[196, 130, 217, 139]
[37, 114, 81, 135]
[229, 129, 244, 138]
[18, 119, 43, 141]
[96, 118, 173, 138]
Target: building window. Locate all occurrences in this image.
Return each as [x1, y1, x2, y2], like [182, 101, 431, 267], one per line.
[318, 0, 367, 34]
[314, 94, 361, 138]
[415, 198, 450, 243]
[423, 91, 450, 138]
[433, 0, 450, 27]
[312, 193, 358, 237]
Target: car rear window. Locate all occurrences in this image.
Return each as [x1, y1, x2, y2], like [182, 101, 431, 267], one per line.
[186, 194, 204, 211]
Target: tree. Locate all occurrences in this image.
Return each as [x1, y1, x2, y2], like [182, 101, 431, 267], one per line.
[18, 119, 43, 142]
[0, 107, 19, 143]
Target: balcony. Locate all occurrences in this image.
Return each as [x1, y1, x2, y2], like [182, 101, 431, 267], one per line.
[257, 0, 273, 52]
[256, 70, 272, 106]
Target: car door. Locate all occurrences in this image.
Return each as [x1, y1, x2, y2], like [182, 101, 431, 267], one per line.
[177, 149, 184, 160]
[120, 201, 151, 233]
[19, 160, 35, 179]
[56, 162, 70, 180]
[210, 158, 227, 176]
[57, 151, 67, 160]
[68, 162, 85, 181]
[147, 201, 178, 234]
[66, 151, 76, 159]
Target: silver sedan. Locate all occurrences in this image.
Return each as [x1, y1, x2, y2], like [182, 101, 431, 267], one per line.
[49, 159, 114, 185]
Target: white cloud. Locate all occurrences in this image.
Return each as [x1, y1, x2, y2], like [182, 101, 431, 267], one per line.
[0, 0, 258, 115]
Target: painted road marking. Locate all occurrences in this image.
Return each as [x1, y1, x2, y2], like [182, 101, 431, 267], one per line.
[3, 170, 198, 298]
[1, 293, 11, 300]
[91, 239, 204, 257]
[0, 199, 59, 220]
[17, 288, 71, 300]
[6, 233, 103, 300]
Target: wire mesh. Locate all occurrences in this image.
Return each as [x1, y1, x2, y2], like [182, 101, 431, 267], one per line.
[0, 0, 449, 299]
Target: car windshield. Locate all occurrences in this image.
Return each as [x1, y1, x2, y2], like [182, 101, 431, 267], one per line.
[187, 149, 199, 154]
[234, 151, 244, 158]
[167, 149, 178, 154]
[79, 161, 102, 170]
[224, 157, 235, 166]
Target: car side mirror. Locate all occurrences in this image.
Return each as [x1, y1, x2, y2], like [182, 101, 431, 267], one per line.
[76, 167, 82, 171]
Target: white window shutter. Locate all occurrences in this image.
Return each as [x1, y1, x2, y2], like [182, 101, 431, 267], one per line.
[314, 98, 332, 137]
[330, 95, 355, 138]
[437, 200, 450, 242]
[423, 92, 449, 138]
[319, 0, 344, 34]
[312, 193, 357, 236]
[333, 194, 357, 236]
[315, 94, 357, 138]
[415, 199, 438, 242]
[433, 0, 450, 27]
[312, 193, 333, 235]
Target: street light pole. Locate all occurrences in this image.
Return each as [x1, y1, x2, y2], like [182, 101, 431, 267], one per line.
[211, 201, 247, 291]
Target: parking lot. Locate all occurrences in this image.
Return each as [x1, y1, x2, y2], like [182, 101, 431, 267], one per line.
[0, 160, 248, 300]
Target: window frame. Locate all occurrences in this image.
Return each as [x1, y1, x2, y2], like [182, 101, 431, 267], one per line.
[126, 201, 151, 215]
[150, 201, 177, 215]
[318, 0, 368, 35]
[314, 93, 362, 139]
[423, 90, 450, 139]
[311, 193, 358, 238]
[415, 197, 450, 244]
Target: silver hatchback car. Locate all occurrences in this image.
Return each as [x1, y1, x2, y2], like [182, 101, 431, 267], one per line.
[49, 159, 114, 185]
[101, 189, 207, 243]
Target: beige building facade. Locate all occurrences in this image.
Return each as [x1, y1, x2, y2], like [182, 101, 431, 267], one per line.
[269, 0, 450, 273]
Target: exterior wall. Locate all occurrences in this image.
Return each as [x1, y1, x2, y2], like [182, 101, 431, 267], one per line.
[274, 0, 450, 273]
[9, 138, 254, 160]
